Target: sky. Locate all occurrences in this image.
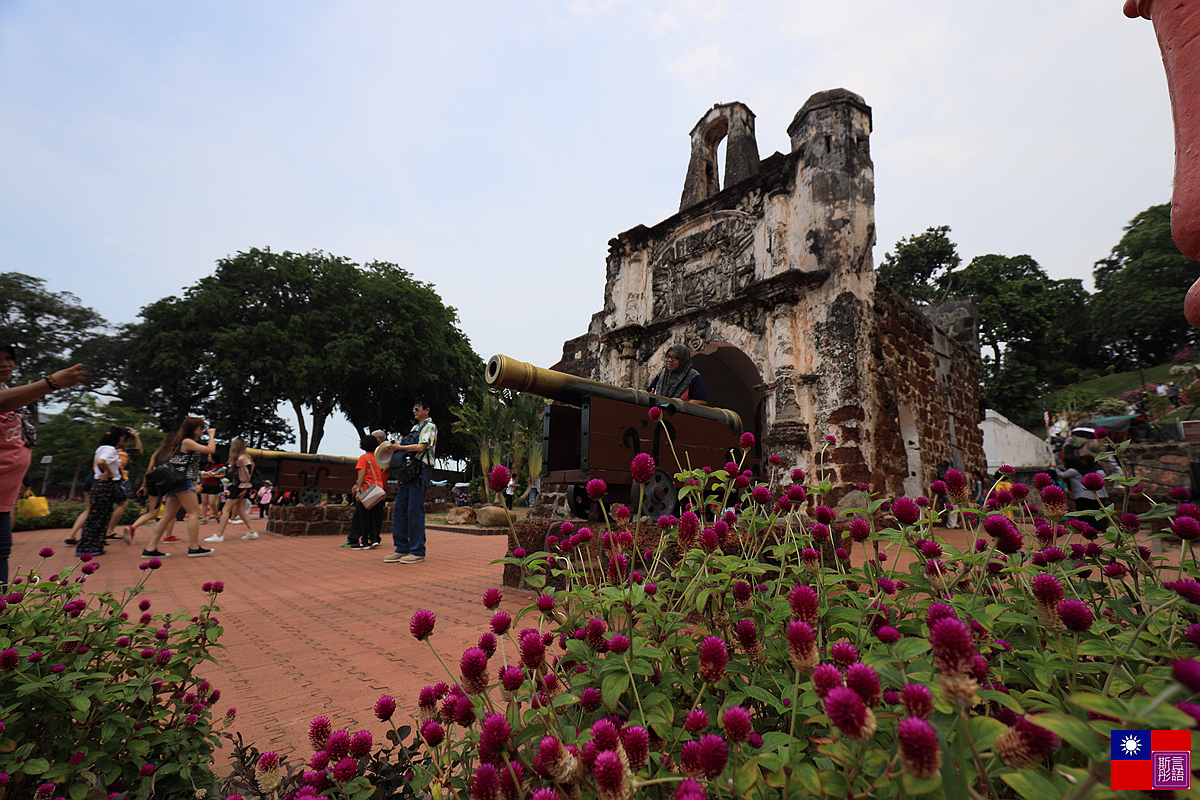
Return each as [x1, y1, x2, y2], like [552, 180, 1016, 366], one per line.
[0, 1, 1177, 455]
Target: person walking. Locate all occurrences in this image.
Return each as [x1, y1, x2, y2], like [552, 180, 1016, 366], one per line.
[126, 435, 175, 543]
[198, 455, 226, 524]
[141, 417, 217, 558]
[382, 399, 436, 564]
[207, 438, 256, 542]
[76, 425, 130, 557]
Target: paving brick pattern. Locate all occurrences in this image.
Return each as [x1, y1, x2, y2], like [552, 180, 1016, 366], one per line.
[11, 519, 524, 764]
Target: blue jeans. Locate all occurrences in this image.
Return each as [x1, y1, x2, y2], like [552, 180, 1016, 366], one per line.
[392, 468, 429, 557]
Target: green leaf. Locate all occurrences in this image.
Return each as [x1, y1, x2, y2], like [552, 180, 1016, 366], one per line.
[733, 760, 761, 797]
[71, 695, 91, 713]
[1001, 771, 1061, 800]
[601, 671, 629, 711]
[1029, 713, 1105, 758]
[21, 757, 50, 775]
[892, 637, 932, 661]
[967, 715, 1008, 752]
[902, 772, 945, 796]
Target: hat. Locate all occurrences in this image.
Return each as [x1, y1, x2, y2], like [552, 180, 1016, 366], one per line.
[373, 441, 398, 470]
[371, 429, 385, 439]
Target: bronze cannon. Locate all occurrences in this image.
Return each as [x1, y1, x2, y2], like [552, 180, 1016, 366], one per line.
[247, 448, 360, 506]
[486, 354, 750, 516]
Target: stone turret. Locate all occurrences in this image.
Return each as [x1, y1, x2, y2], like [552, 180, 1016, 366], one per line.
[680, 102, 760, 210]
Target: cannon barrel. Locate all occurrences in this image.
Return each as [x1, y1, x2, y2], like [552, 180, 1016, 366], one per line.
[246, 448, 360, 467]
[486, 354, 743, 434]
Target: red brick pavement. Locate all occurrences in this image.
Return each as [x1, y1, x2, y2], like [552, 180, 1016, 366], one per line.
[10, 518, 527, 765]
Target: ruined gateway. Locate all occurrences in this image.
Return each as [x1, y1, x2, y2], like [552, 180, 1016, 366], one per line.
[551, 88, 986, 509]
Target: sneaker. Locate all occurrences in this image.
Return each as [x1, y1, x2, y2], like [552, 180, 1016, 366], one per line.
[200, 518, 207, 525]
[187, 548, 215, 558]
[164, 535, 182, 543]
[369, 541, 380, 548]
[231, 519, 244, 524]
[351, 543, 370, 550]
[123, 526, 133, 545]
[399, 554, 425, 564]
[141, 549, 170, 558]
[64, 538, 79, 545]
[383, 552, 407, 563]
[341, 542, 354, 548]
[204, 535, 224, 543]
[241, 531, 258, 540]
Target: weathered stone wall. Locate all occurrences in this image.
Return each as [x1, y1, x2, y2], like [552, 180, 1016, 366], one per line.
[554, 89, 985, 507]
[267, 504, 359, 537]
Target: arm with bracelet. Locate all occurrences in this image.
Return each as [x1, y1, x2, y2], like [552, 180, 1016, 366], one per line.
[0, 364, 88, 414]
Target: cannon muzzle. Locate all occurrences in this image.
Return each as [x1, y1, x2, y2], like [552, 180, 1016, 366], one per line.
[486, 354, 742, 434]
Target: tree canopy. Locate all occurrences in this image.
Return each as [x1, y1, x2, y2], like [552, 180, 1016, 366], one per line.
[876, 226, 961, 304]
[1090, 203, 1200, 369]
[0, 272, 107, 386]
[124, 248, 480, 456]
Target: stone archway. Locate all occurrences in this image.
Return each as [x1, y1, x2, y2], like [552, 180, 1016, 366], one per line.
[692, 342, 765, 463]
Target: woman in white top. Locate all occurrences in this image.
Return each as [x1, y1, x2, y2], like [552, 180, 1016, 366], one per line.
[75, 425, 129, 557]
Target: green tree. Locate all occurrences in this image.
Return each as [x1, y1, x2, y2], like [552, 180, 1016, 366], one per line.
[451, 387, 544, 502]
[876, 225, 961, 304]
[0, 272, 106, 384]
[1091, 203, 1200, 369]
[124, 248, 479, 456]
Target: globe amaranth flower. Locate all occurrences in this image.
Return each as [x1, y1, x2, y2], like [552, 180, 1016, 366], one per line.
[487, 465, 511, 494]
[785, 620, 818, 673]
[1172, 515, 1200, 540]
[1174, 658, 1200, 693]
[520, 630, 546, 669]
[897, 716, 942, 780]
[374, 695, 396, 721]
[875, 625, 902, 644]
[1103, 562, 1128, 579]
[735, 431, 755, 451]
[1080, 472, 1105, 492]
[698, 636, 728, 683]
[586, 478, 607, 500]
[621, 725, 650, 771]
[891, 497, 921, 526]
[788, 584, 818, 623]
[1038, 485, 1067, 519]
[928, 616, 976, 677]
[684, 708, 709, 733]
[410, 609, 436, 641]
[593, 749, 631, 800]
[647, 405, 663, 422]
[477, 631, 497, 658]
[489, 611, 512, 636]
[846, 517, 871, 543]
[844, 662, 882, 707]
[899, 683, 935, 718]
[824, 685, 877, 741]
[675, 779, 707, 800]
[812, 504, 835, 524]
[812, 663, 843, 699]
[460, 647, 490, 694]
[470, 763, 500, 800]
[627, 452, 657, 484]
[482, 587, 503, 609]
[1171, 486, 1193, 502]
[325, 729, 351, 760]
[751, 485, 772, 504]
[995, 716, 1061, 769]
[348, 730, 373, 758]
[330, 756, 357, 784]
[606, 634, 631, 654]
[829, 641, 859, 666]
[477, 713, 511, 764]
[0, 649, 18, 673]
[580, 686, 602, 711]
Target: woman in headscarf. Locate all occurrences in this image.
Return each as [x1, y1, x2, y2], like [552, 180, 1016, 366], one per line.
[647, 342, 708, 405]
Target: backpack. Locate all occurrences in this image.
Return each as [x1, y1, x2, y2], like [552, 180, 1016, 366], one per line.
[390, 422, 430, 484]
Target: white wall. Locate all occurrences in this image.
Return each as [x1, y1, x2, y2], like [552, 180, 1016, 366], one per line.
[979, 409, 1054, 472]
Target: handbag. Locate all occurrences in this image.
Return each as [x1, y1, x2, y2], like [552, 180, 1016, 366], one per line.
[146, 448, 189, 495]
[16, 488, 49, 519]
[357, 484, 386, 509]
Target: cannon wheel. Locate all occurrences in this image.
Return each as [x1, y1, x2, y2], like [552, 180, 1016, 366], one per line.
[566, 484, 591, 518]
[297, 485, 324, 507]
[637, 469, 678, 518]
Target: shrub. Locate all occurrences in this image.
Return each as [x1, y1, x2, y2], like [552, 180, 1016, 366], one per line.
[13, 498, 140, 533]
[0, 554, 231, 799]
[382, 426, 1200, 798]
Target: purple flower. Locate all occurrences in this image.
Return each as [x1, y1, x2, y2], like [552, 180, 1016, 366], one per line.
[410, 609, 436, 641]
[309, 716, 333, 750]
[876, 625, 902, 644]
[897, 717, 941, 780]
[139, 763, 155, 777]
[1171, 486, 1192, 502]
[0, 649, 18, 673]
[721, 705, 752, 742]
[631, 452, 656, 483]
[585, 479, 607, 500]
[332, 756, 357, 783]
[676, 779, 707, 800]
[648, 406, 663, 422]
[813, 505, 835, 524]
[1081, 472, 1105, 492]
[593, 750, 630, 798]
[1173, 516, 1200, 540]
[374, 695, 396, 721]
[738, 432, 755, 450]
[38, 547, 54, 558]
[751, 485, 772, 504]
[490, 611, 512, 635]
[478, 713, 511, 764]
[1174, 658, 1200, 693]
[607, 634, 631, 654]
[421, 718, 445, 747]
[696, 734, 730, 778]
[829, 642, 859, 666]
[698, 636, 728, 683]
[580, 686, 601, 711]
[487, 465, 510, 493]
[824, 685, 876, 741]
[845, 662, 882, 706]
[900, 683, 934, 718]
[788, 584, 819, 622]
[460, 647, 489, 695]
[1057, 599, 1093, 632]
[892, 497, 920, 526]
[325, 730, 351, 760]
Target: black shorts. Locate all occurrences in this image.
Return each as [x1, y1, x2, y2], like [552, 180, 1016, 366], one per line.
[227, 487, 251, 500]
[200, 484, 221, 495]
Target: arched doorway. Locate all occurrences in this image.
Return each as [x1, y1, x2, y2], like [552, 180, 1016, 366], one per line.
[692, 342, 765, 466]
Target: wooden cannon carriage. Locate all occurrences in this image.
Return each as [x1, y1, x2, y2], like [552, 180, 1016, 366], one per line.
[485, 354, 751, 516]
[246, 448, 360, 506]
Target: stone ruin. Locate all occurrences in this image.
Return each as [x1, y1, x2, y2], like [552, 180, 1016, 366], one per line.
[552, 88, 986, 508]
